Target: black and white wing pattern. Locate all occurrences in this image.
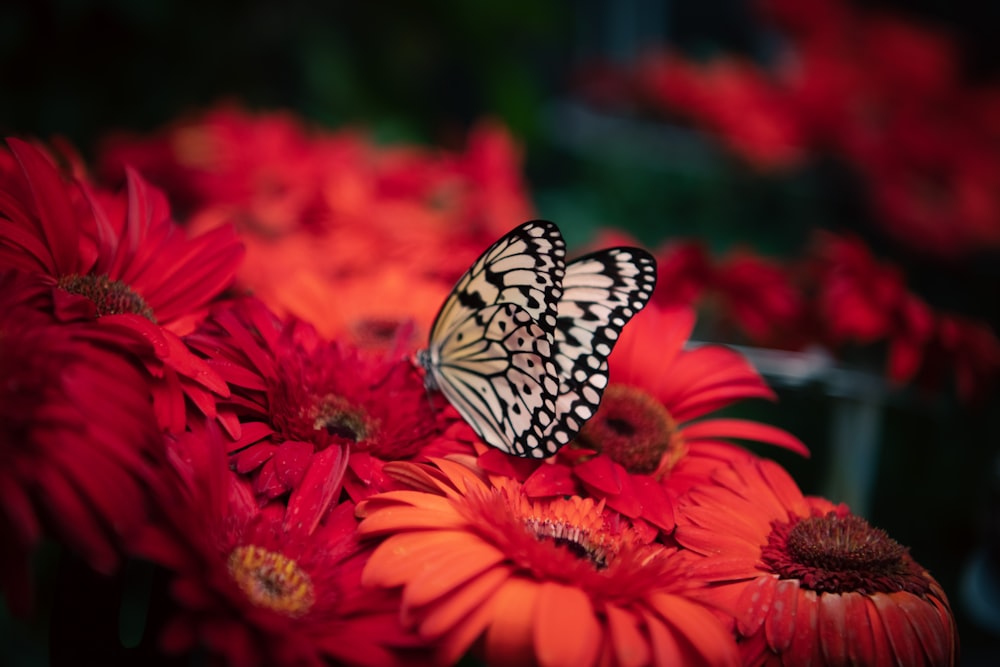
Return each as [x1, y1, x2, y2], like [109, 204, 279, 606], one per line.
[418, 220, 657, 458]
[419, 221, 567, 458]
[422, 303, 563, 457]
[427, 220, 566, 342]
[540, 248, 658, 446]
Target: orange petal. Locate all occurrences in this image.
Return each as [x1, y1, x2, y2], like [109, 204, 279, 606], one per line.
[403, 539, 507, 607]
[605, 603, 650, 667]
[363, 530, 477, 587]
[419, 565, 512, 639]
[534, 582, 601, 667]
[356, 501, 465, 536]
[484, 577, 540, 667]
[648, 593, 740, 666]
[434, 588, 500, 666]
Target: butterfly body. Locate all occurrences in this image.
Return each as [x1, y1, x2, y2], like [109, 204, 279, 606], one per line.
[419, 221, 656, 458]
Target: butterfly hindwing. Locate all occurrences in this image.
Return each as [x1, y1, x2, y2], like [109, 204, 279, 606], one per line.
[427, 302, 562, 457]
[540, 247, 658, 445]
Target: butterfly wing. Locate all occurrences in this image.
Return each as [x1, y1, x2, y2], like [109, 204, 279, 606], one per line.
[540, 247, 658, 445]
[428, 220, 566, 344]
[425, 303, 563, 457]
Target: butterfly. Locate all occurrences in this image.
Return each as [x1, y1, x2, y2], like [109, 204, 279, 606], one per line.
[416, 220, 657, 458]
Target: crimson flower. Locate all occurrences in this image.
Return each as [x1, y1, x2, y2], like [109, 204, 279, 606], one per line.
[130, 422, 426, 667]
[357, 457, 740, 667]
[186, 298, 466, 503]
[478, 305, 808, 538]
[0, 137, 243, 432]
[0, 270, 160, 613]
[635, 52, 807, 170]
[651, 240, 805, 347]
[810, 232, 934, 383]
[675, 457, 958, 666]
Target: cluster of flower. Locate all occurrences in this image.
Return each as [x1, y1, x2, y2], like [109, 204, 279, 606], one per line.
[1, 107, 959, 666]
[615, 232, 1000, 403]
[580, 0, 1000, 259]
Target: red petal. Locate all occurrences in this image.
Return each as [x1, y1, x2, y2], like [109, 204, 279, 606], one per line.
[233, 441, 277, 473]
[6, 138, 79, 274]
[817, 591, 850, 665]
[273, 440, 315, 490]
[522, 463, 578, 497]
[573, 455, 625, 494]
[843, 593, 878, 665]
[284, 445, 349, 536]
[736, 575, 778, 636]
[632, 475, 675, 531]
[683, 418, 810, 457]
[763, 578, 799, 652]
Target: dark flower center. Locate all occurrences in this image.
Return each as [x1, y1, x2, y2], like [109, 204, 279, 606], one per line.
[307, 394, 377, 444]
[228, 545, 315, 617]
[524, 516, 610, 570]
[761, 512, 933, 595]
[576, 384, 685, 475]
[57, 274, 157, 322]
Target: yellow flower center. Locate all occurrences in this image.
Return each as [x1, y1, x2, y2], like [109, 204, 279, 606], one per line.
[576, 384, 686, 476]
[227, 545, 315, 617]
[57, 274, 157, 322]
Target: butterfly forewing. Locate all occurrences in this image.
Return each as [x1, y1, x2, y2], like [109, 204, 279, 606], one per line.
[428, 303, 562, 457]
[540, 247, 658, 445]
[429, 220, 566, 344]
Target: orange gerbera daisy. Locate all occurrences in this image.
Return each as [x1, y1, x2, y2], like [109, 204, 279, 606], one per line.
[479, 304, 808, 537]
[357, 457, 740, 667]
[675, 457, 958, 666]
[0, 137, 243, 432]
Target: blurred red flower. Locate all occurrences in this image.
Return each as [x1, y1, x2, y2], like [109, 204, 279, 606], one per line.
[652, 240, 806, 347]
[0, 271, 160, 613]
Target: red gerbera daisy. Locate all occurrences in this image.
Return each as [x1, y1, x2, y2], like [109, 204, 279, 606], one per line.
[675, 457, 958, 666]
[357, 457, 740, 667]
[131, 422, 426, 667]
[185, 298, 468, 503]
[0, 270, 160, 613]
[0, 137, 244, 432]
[479, 304, 808, 537]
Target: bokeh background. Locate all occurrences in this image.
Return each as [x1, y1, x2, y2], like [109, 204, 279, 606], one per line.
[2, 0, 999, 663]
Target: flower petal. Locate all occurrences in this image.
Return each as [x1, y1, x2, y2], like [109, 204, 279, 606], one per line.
[534, 582, 601, 667]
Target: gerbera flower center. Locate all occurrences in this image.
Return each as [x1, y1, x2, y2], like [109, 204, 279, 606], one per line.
[523, 515, 612, 570]
[306, 394, 377, 443]
[576, 384, 685, 475]
[761, 512, 934, 595]
[227, 545, 315, 618]
[57, 274, 157, 322]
